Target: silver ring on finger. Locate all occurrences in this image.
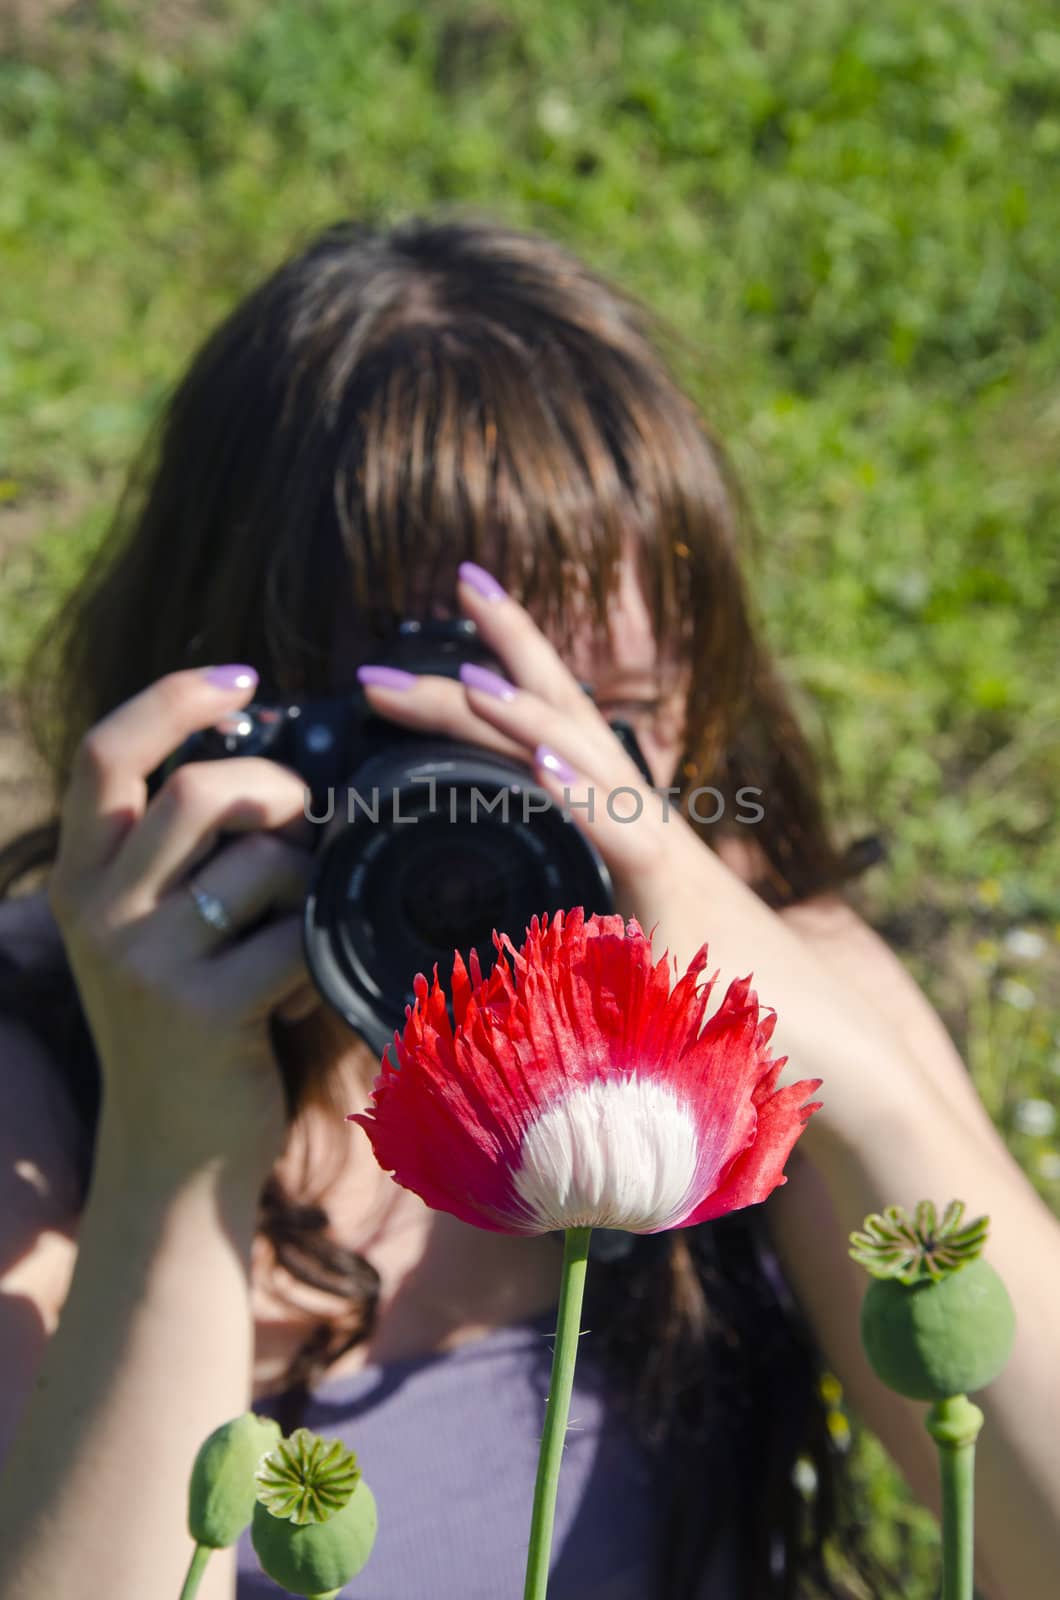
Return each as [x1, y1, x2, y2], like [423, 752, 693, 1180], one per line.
[187, 878, 233, 934]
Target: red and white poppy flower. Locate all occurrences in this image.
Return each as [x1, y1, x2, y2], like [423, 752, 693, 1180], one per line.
[348, 908, 822, 1235]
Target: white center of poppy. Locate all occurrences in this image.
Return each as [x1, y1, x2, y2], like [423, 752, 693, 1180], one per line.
[512, 1076, 701, 1232]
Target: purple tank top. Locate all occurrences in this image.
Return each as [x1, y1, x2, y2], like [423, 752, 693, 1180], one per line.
[235, 1310, 739, 1598]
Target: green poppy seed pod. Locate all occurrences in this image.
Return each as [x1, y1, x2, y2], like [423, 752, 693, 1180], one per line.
[251, 1482, 378, 1596]
[188, 1411, 283, 1548]
[861, 1257, 1016, 1401]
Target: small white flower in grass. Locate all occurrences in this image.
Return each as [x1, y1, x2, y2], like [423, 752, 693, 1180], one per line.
[537, 92, 577, 137]
[1014, 1099, 1056, 1138]
[1001, 928, 1046, 963]
[998, 978, 1035, 1011]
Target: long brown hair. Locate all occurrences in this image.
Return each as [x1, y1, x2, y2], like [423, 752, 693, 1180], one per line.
[1, 212, 892, 1596]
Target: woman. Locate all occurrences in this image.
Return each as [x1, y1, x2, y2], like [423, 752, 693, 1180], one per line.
[0, 215, 1056, 1600]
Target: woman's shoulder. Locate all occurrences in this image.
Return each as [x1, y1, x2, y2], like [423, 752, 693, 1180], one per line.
[776, 887, 938, 1035]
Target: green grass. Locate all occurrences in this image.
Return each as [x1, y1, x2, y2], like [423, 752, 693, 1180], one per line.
[2, 1, 1058, 1591]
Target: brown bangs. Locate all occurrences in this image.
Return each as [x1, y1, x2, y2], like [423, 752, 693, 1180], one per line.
[256, 230, 756, 790]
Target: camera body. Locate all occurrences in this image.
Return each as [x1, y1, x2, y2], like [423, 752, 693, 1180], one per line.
[155, 619, 652, 1057]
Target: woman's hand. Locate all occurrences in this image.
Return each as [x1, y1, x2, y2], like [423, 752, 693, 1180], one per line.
[356, 564, 690, 902]
[47, 667, 319, 1188]
[354, 562, 971, 1158]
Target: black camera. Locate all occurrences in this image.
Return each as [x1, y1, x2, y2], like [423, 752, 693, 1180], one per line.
[153, 619, 653, 1057]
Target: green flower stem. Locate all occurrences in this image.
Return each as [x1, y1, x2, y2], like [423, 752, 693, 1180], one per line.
[925, 1394, 985, 1600]
[178, 1542, 213, 1600]
[522, 1226, 593, 1600]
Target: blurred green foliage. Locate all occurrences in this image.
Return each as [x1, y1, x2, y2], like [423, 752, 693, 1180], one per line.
[1, 2, 1058, 1591]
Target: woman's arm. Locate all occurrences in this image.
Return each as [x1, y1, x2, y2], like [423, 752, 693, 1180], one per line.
[0, 667, 320, 1600]
[0, 1072, 261, 1600]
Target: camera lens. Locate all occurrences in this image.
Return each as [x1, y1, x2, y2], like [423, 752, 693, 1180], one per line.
[303, 742, 615, 1057]
[398, 842, 509, 951]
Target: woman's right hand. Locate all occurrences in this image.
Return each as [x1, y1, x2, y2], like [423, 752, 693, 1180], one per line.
[47, 666, 319, 1188]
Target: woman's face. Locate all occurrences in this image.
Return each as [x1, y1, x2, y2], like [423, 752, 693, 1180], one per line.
[552, 555, 689, 791]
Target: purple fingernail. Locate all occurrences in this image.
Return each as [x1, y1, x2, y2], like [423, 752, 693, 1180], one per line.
[535, 745, 577, 785]
[203, 664, 258, 690]
[459, 663, 517, 702]
[458, 561, 507, 603]
[357, 664, 417, 691]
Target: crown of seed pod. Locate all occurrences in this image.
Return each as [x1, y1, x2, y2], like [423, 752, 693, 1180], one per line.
[188, 1411, 283, 1549]
[251, 1428, 378, 1598]
[851, 1200, 1016, 1401]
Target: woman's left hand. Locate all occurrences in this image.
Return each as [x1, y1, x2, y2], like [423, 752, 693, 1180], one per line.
[355, 562, 695, 911]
